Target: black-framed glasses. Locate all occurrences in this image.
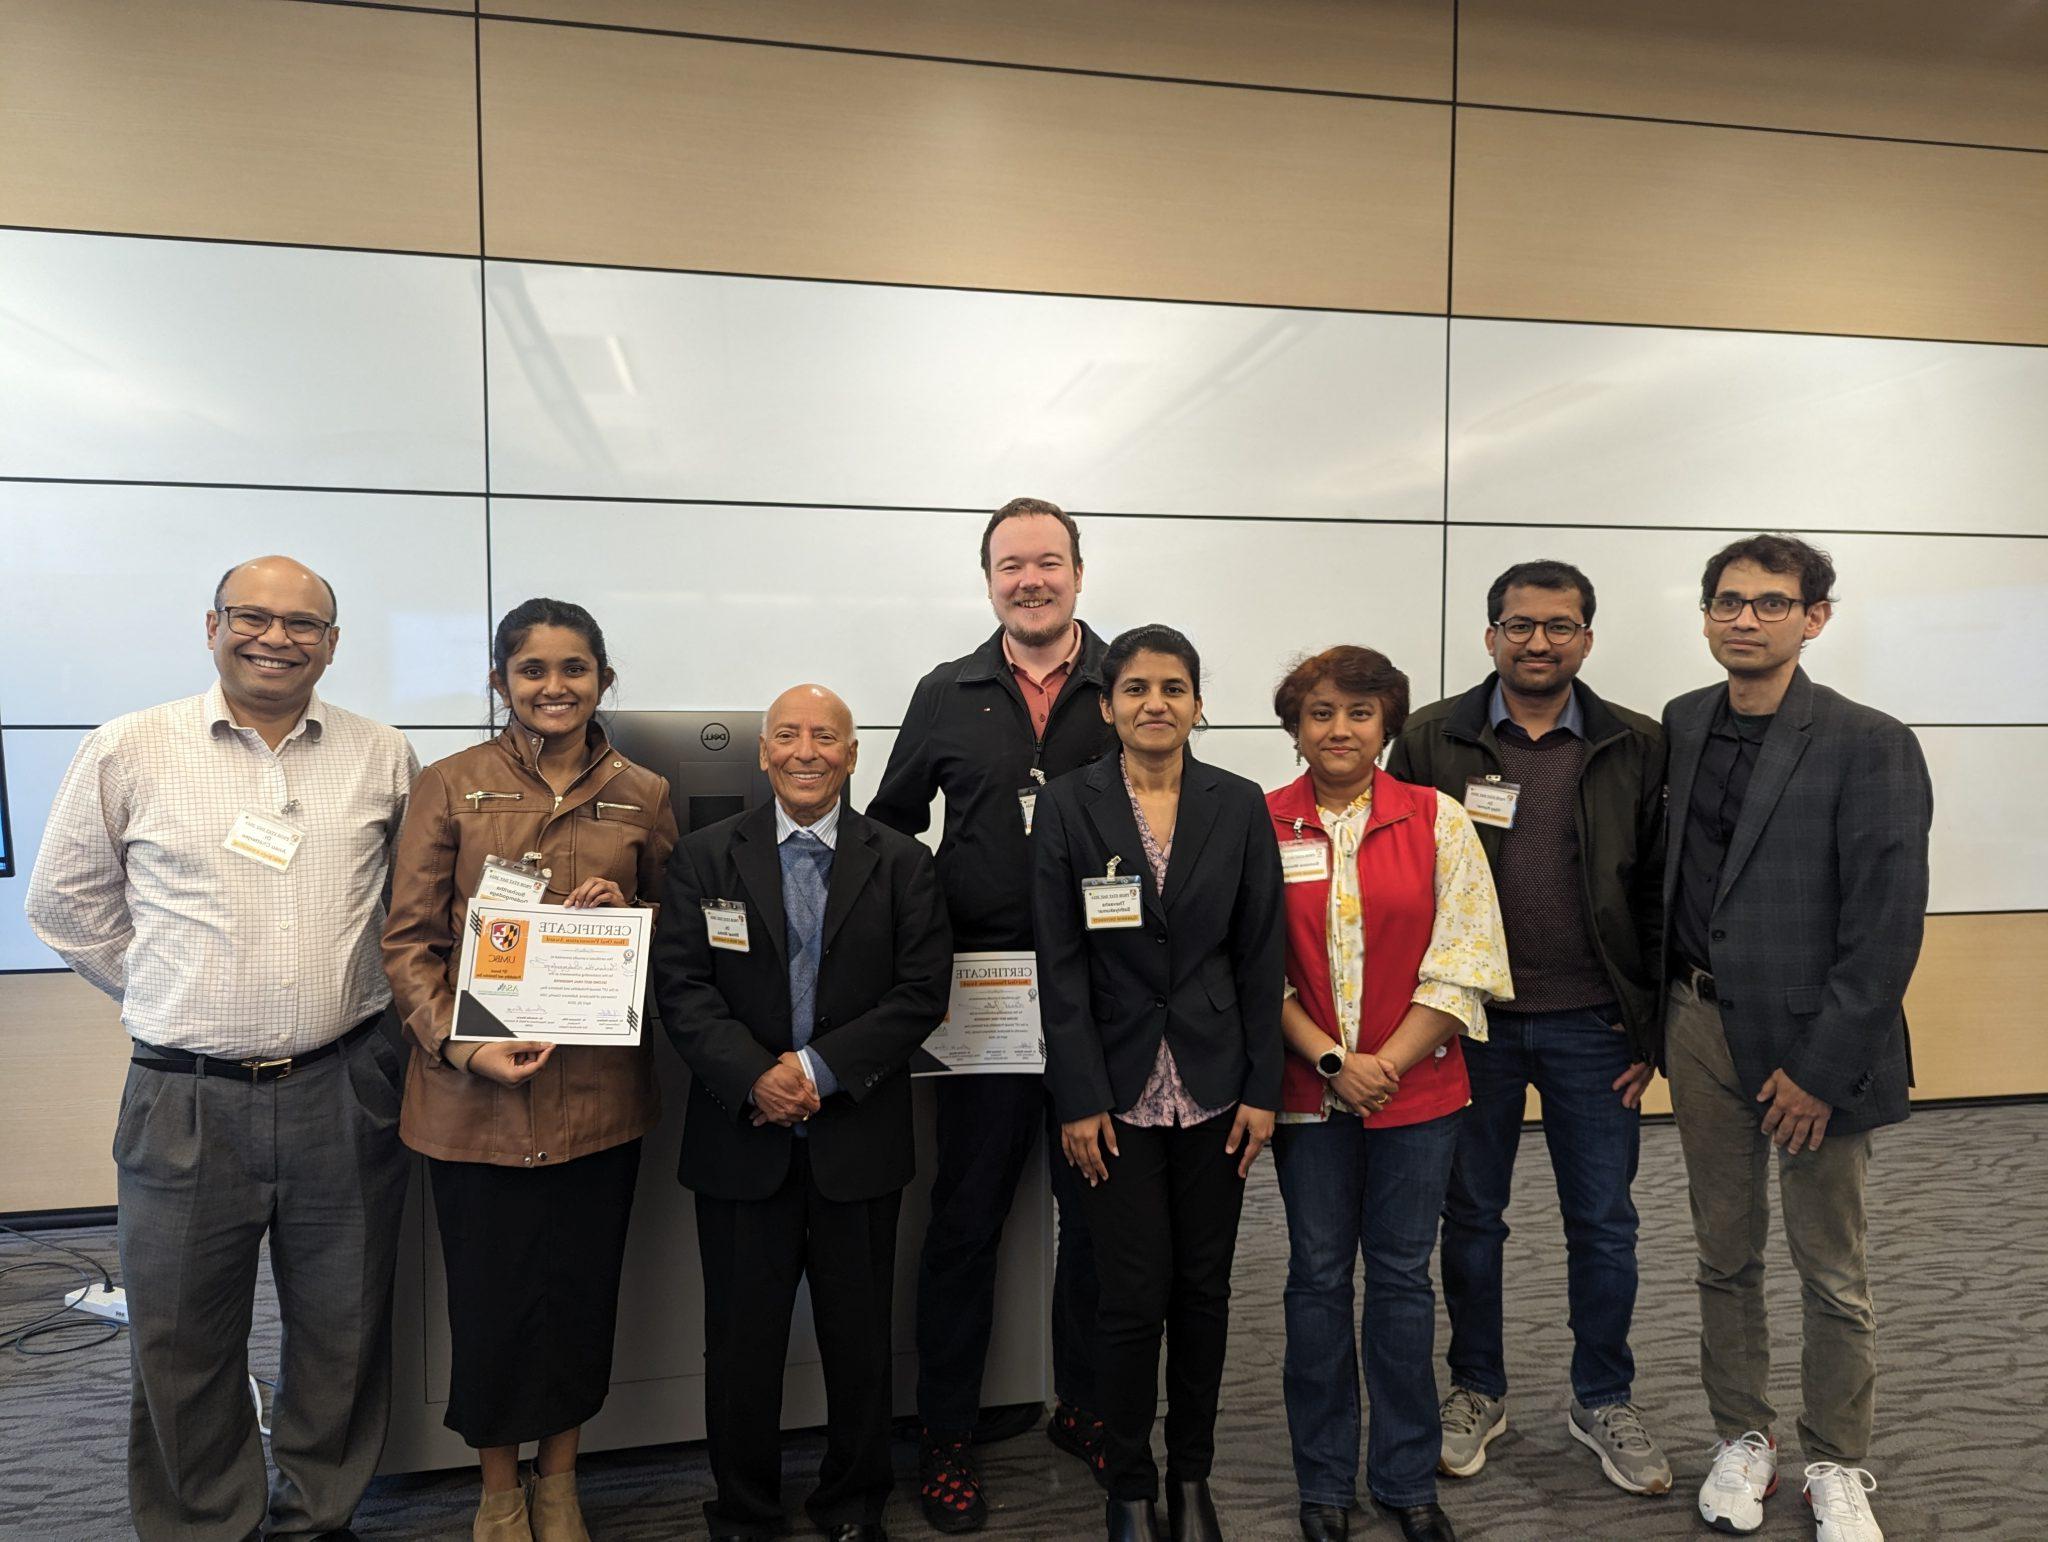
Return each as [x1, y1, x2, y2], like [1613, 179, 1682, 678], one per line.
[1494, 617, 1588, 643]
[1703, 594, 1802, 623]
[217, 605, 334, 645]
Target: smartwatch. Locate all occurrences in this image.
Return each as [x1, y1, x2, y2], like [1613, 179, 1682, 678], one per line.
[1316, 1044, 1346, 1079]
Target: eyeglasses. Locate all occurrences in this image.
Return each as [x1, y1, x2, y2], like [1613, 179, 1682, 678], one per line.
[1493, 617, 1588, 643]
[217, 606, 334, 645]
[1703, 594, 1802, 623]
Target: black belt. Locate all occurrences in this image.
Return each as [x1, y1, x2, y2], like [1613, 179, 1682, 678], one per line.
[1675, 960, 1717, 999]
[131, 1015, 382, 1083]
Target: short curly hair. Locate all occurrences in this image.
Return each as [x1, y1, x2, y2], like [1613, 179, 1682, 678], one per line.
[1272, 646, 1409, 740]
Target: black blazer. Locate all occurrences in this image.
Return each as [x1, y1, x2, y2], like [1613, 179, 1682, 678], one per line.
[652, 800, 952, 1202]
[1660, 669, 1931, 1133]
[1032, 749, 1285, 1124]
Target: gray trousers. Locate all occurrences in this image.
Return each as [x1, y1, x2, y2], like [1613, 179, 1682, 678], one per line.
[114, 1025, 409, 1542]
[1664, 979, 1876, 1463]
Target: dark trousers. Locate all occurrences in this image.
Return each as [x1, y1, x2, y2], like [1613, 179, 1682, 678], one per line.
[114, 1026, 408, 1542]
[915, 1073, 1098, 1435]
[1272, 1112, 1460, 1510]
[429, 1138, 641, 1449]
[1075, 1111, 1245, 1502]
[1440, 1005, 1643, 1407]
[695, 1143, 903, 1536]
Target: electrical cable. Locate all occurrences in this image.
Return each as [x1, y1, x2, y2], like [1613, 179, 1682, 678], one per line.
[0, 1221, 124, 1357]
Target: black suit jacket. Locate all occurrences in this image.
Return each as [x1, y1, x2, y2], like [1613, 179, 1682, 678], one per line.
[1660, 668, 1931, 1133]
[1032, 749, 1285, 1124]
[652, 800, 952, 1202]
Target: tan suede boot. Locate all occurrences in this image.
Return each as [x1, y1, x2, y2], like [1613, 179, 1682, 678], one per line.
[528, 1469, 592, 1542]
[473, 1483, 534, 1542]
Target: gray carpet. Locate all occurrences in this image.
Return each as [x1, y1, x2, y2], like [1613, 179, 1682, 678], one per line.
[4, 1105, 2045, 1540]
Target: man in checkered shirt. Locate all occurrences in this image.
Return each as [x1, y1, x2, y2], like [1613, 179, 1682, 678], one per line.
[26, 555, 418, 1542]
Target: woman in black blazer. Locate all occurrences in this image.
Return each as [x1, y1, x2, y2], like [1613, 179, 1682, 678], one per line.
[1033, 623, 1286, 1542]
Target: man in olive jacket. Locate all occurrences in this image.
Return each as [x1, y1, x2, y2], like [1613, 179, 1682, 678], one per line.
[1385, 559, 1671, 1497]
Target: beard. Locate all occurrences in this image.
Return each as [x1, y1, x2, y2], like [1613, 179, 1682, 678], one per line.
[1004, 605, 1071, 650]
[1504, 662, 1571, 698]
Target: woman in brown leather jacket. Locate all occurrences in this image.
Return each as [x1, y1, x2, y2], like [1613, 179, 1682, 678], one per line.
[383, 598, 678, 1542]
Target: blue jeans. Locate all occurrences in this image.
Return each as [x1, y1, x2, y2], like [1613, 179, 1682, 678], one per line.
[1272, 1112, 1460, 1510]
[1440, 1005, 1642, 1408]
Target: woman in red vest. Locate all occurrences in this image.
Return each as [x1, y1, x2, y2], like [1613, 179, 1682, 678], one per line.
[1265, 647, 1512, 1542]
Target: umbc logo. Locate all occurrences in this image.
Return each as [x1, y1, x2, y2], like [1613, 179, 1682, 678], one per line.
[488, 920, 523, 953]
[700, 722, 731, 752]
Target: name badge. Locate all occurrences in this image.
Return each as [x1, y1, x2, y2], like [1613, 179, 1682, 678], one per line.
[222, 809, 303, 872]
[1463, 776, 1521, 830]
[702, 899, 750, 952]
[474, 854, 548, 905]
[1081, 876, 1145, 930]
[1278, 839, 1330, 884]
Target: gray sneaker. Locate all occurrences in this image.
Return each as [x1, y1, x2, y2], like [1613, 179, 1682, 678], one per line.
[1567, 1397, 1674, 1495]
[1438, 1387, 1507, 1478]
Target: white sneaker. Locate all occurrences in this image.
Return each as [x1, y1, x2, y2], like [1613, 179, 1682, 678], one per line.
[1698, 1431, 1778, 1534]
[1804, 1462, 1884, 1541]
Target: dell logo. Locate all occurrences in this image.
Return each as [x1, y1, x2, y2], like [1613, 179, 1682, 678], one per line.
[699, 722, 731, 752]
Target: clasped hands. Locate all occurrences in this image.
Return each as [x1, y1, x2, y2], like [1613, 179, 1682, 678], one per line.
[750, 1052, 822, 1128]
[1329, 1050, 1401, 1119]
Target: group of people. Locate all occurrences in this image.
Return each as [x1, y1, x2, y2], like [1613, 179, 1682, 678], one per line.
[23, 497, 1931, 1542]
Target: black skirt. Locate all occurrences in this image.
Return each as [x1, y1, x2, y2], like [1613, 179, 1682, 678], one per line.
[428, 1138, 642, 1448]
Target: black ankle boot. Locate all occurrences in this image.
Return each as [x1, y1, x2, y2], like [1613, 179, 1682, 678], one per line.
[1106, 1497, 1161, 1542]
[1298, 1501, 1350, 1541]
[1166, 1479, 1221, 1542]
[1383, 1501, 1457, 1542]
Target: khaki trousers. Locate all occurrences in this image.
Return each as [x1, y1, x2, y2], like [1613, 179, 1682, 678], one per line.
[1664, 979, 1876, 1462]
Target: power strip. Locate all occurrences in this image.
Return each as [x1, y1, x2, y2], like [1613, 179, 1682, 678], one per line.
[65, 1284, 129, 1324]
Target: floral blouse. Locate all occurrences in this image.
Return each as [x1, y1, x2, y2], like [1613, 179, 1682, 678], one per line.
[1279, 783, 1514, 1124]
[1118, 757, 1235, 1128]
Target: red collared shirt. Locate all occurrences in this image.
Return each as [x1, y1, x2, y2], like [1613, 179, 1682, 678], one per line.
[1002, 624, 1082, 739]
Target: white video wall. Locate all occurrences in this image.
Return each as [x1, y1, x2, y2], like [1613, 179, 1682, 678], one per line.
[4, 227, 2046, 974]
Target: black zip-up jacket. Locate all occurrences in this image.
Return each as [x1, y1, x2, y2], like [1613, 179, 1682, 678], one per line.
[867, 623, 1113, 951]
[1385, 676, 1668, 1064]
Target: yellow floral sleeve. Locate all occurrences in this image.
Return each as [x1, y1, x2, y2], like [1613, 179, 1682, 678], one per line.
[1412, 795, 1514, 1040]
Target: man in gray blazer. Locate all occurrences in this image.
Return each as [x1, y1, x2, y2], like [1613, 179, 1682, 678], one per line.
[1660, 535, 1930, 1542]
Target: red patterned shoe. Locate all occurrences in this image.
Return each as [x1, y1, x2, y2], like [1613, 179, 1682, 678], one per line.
[918, 1431, 988, 1534]
[1047, 1402, 1108, 1486]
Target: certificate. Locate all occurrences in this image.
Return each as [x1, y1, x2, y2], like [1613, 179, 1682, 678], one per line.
[451, 902, 653, 1047]
[912, 952, 1044, 1076]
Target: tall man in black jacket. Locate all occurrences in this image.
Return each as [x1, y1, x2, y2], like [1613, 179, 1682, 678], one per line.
[1385, 560, 1672, 1499]
[867, 497, 1114, 1531]
[655, 683, 952, 1542]
[1662, 536, 1929, 1542]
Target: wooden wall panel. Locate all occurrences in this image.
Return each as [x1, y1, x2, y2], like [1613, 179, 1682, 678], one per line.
[1902, 913, 2048, 1102]
[0, 0, 479, 253]
[0, 975, 127, 1214]
[1453, 108, 2048, 345]
[485, 0, 1452, 99]
[480, 21, 1450, 311]
[1460, 0, 2048, 151]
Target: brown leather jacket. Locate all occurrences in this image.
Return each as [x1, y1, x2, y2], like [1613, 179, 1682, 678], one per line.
[382, 727, 679, 1167]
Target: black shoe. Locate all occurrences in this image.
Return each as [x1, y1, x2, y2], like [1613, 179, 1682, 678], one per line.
[1383, 1502, 1457, 1542]
[1298, 1501, 1350, 1541]
[1165, 1479, 1221, 1542]
[1048, 1402, 1109, 1487]
[918, 1431, 988, 1534]
[825, 1526, 886, 1542]
[1106, 1497, 1162, 1542]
